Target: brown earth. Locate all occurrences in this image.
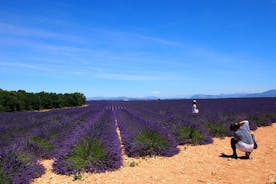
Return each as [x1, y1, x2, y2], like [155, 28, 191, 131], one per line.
[35, 104, 88, 112]
[33, 123, 276, 184]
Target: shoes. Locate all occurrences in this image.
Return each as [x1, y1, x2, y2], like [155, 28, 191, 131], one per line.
[231, 154, 238, 159]
[245, 152, 251, 159]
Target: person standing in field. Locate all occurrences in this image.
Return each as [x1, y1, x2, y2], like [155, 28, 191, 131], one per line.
[229, 120, 256, 159]
[192, 100, 199, 114]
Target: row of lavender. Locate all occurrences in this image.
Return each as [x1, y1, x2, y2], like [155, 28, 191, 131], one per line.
[53, 109, 122, 174]
[115, 97, 276, 139]
[118, 106, 213, 145]
[0, 107, 90, 183]
[115, 109, 179, 157]
[0, 102, 122, 184]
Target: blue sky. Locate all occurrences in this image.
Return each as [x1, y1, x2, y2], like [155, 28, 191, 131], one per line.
[0, 0, 275, 98]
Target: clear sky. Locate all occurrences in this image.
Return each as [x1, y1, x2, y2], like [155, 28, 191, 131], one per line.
[0, 0, 275, 98]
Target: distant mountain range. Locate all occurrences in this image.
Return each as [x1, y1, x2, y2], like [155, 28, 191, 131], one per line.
[87, 96, 160, 101]
[87, 89, 276, 101]
[191, 89, 276, 99]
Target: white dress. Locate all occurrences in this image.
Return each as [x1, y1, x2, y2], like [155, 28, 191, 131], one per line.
[192, 104, 199, 114]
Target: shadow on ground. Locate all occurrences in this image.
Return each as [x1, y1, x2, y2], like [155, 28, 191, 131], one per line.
[219, 153, 250, 160]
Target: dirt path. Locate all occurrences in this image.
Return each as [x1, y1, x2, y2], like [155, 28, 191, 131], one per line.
[33, 123, 276, 184]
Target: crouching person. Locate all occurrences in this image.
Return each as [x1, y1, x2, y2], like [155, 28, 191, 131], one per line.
[229, 120, 255, 159]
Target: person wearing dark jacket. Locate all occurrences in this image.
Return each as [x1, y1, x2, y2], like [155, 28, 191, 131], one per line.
[230, 120, 255, 159]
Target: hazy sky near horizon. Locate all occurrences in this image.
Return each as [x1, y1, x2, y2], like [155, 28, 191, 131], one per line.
[0, 0, 275, 98]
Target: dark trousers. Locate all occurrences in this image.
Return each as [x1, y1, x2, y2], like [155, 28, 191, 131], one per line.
[231, 138, 238, 156]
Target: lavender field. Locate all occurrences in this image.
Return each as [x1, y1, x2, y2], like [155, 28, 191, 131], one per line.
[0, 98, 275, 184]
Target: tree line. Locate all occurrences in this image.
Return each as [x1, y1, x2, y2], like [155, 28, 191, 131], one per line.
[0, 89, 86, 112]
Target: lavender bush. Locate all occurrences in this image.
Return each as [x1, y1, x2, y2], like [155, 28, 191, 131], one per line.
[116, 109, 179, 157]
[0, 143, 45, 184]
[53, 109, 122, 174]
